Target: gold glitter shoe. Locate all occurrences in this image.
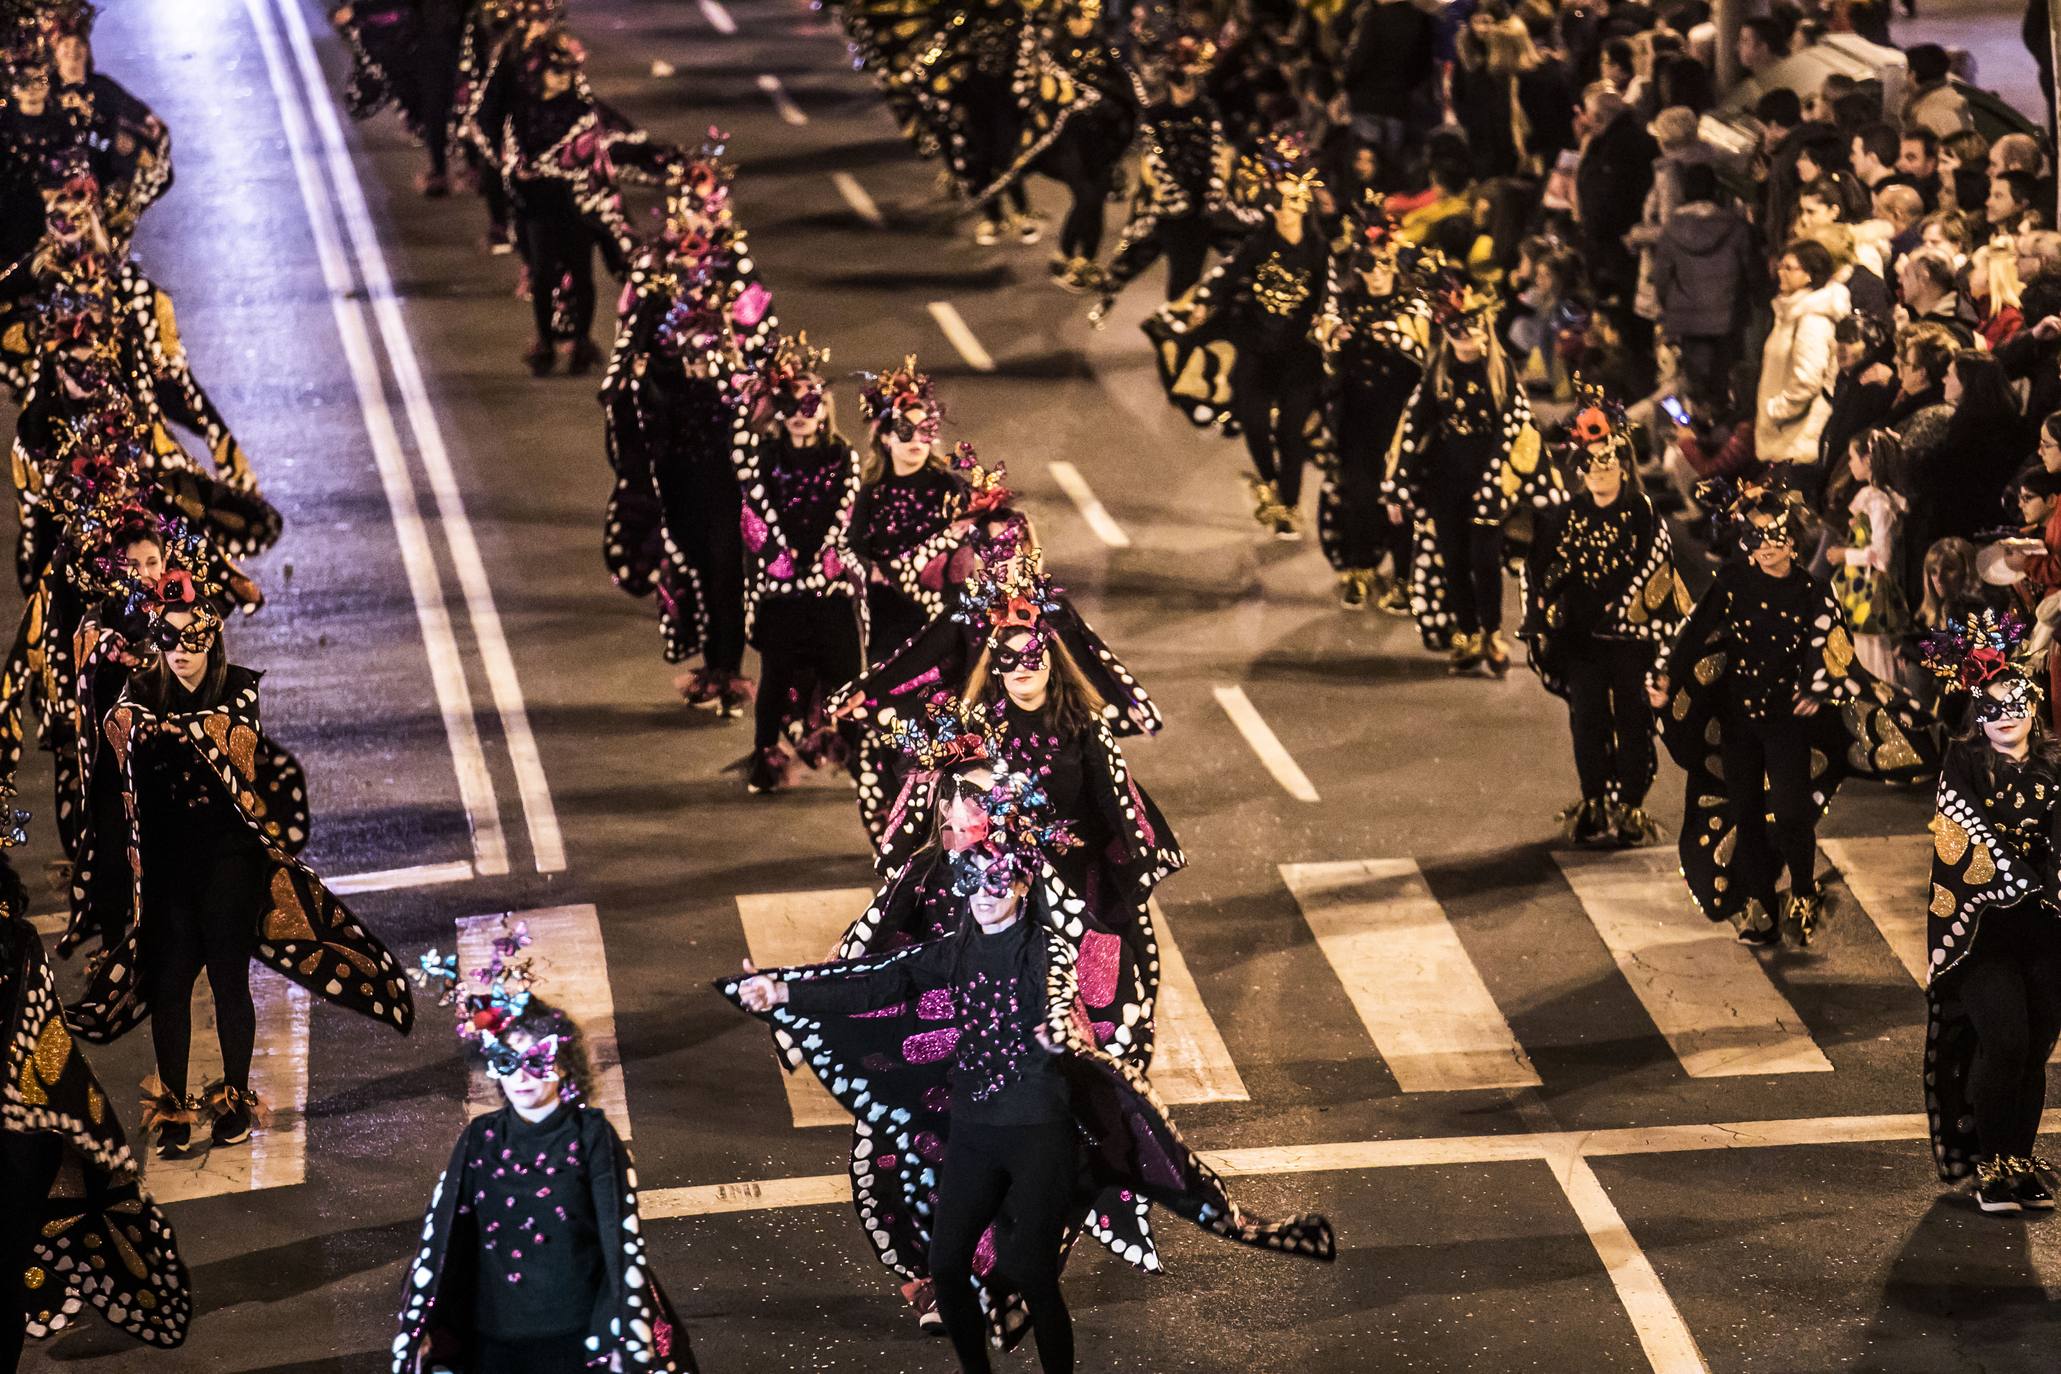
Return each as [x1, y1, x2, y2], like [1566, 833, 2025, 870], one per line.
[1785, 888, 1825, 947]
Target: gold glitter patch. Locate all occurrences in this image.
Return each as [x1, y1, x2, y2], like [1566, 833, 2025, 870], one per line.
[1932, 884, 1956, 918]
[1932, 813, 1969, 864]
[1966, 843, 1996, 886]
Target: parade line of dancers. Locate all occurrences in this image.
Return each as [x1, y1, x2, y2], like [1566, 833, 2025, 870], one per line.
[3, 0, 2060, 1371]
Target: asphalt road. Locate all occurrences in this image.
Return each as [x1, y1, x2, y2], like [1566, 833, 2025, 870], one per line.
[11, 1, 2061, 1371]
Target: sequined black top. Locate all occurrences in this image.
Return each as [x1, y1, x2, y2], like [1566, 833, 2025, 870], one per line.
[1675, 563, 1823, 722]
[787, 917, 1069, 1124]
[853, 466, 959, 566]
[1982, 755, 2060, 885]
[459, 1103, 605, 1340]
[133, 670, 264, 859]
[1139, 99, 1219, 215]
[1217, 225, 1327, 352]
[1542, 493, 1640, 639]
[762, 435, 849, 559]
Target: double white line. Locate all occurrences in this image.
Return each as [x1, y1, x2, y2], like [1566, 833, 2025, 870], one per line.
[245, 0, 564, 875]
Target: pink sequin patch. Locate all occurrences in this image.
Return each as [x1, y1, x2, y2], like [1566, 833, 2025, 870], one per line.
[734, 282, 772, 327]
[973, 1225, 999, 1277]
[877, 1154, 898, 1171]
[1070, 1004, 1096, 1043]
[903, 1027, 961, 1064]
[1126, 775, 1156, 846]
[1077, 931, 1120, 1009]
[853, 1003, 908, 1019]
[821, 546, 844, 579]
[1092, 1020, 1115, 1043]
[917, 989, 956, 1021]
[914, 1131, 946, 1162]
[767, 549, 794, 580]
[740, 503, 769, 551]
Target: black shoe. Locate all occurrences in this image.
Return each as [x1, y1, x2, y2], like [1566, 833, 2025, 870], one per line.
[1484, 631, 1511, 677]
[208, 1083, 255, 1147]
[1976, 1158, 2026, 1213]
[1570, 800, 1611, 845]
[2011, 1158, 2056, 1210]
[745, 747, 787, 795]
[523, 342, 554, 377]
[155, 1121, 201, 1161]
[1734, 903, 1779, 947]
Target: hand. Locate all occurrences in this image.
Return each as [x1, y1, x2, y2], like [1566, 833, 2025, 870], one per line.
[1385, 503, 1404, 526]
[1646, 676, 1669, 710]
[1823, 546, 1846, 566]
[737, 961, 787, 1011]
[1793, 695, 1821, 717]
[1858, 361, 1894, 386]
[1033, 1023, 1064, 1055]
[2036, 315, 2061, 342]
[332, 3, 354, 22]
[2007, 551, 2031, 572]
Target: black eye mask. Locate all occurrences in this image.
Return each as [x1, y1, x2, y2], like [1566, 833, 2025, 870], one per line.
[774, 386, 824, 418]
[991, 633, 1048, 672]
[1976, 677, 2041, 724]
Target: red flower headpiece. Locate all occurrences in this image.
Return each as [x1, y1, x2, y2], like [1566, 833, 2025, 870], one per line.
[1922, 609, 2031, 693]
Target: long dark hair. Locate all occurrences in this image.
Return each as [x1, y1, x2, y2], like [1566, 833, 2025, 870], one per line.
[1947, 711, 2061, 796]
[129, 610, 229, 715]
[962, 631, 1107, 738]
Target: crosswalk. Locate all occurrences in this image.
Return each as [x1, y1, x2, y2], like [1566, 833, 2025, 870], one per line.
[39, 835, 1942, 1207]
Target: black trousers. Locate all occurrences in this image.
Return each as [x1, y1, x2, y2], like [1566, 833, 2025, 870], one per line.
[931, 1118, 1077, 1374]
[1672, 334, 1736, 405]
[1105, 214, 1212, 301]
[143, 841, 266, 1098]
[753, 595, 863, 752]
[517, 182, 599, 345]
[1228, 344, 1322, 508]
[1037, 125, 1119, 262]
[1325, 381, 1410, 572]
[1564, 636, 1657, 807]
[1954, 916, 2061, 1160]
[0, 1132, 61, 1373]
[1426, 486, 1504, 636]
[1716, 709, 1819, 911]
[865, 585, 928, 670]
[656, 464, 746, 677]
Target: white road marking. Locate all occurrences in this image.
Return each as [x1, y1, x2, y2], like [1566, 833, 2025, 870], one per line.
[641, 1110, 1935, 1219]
[757, 73, 809, 126]
[244, 0, 510, 878]
[328, 859, 477, 895]
[733, 886, 876, 1127]
[459, 906, 633, 1139]
[146, 970, 311, 1203]
[1819, 836, 1931, 987]
[927, 301, 996, 373]
[1281, 859, 1539, 1092]
[733, 888, 1246, 1125]
[1047, 461, 1132, 549]
[1555, 850, 1833, 1078]
[699, 0, 738, 33]
[1146, 897, 1247, 1103]
[1553, 1153, 1710, 1373]
[1213, 686, 1319, 802]
[830, 170, 883, 226]
[275, 0, 566, 874]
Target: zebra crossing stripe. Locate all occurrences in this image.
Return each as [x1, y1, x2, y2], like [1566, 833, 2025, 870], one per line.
[732, 888, 1248, 1127]
[147, 970, 311, 1203]
[1280, 859, 1540, 1093]
[1146, 897, 1247, 1103]
[1555, 850, 1832, 1079]
[1818, 837, 1930, 987]
[459, 905, 633, 1139]
[733, 887, 875, 1128]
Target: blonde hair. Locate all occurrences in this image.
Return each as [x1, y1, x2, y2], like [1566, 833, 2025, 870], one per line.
[1795, 222, 1855, 270]
[860, 431, 953, 485]
[1972, 235, 2025, 313]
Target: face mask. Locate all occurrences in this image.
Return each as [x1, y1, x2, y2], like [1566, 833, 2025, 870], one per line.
[1977, 677, 2041, 724]
[774, 385, 824, 418]
[950, 844, 1019, 897]
[1742, 521, 1794, 552]
[991, 633, 1047, 673]
[484, 1035, 561, 1081]
[890, 412, 939, 445]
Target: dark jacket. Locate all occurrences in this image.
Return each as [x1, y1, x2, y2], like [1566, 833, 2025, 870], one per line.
[1652, 201, 1755, 339]
[1343, 0, 1437, 121]
[1576, 111, 1659, 297]
[1762, 120, 1844, 246]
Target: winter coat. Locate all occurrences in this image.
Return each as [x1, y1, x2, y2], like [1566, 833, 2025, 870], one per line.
[1905, 80, 1974, 138]
[1652, 201, 1755, 340]
[1575, 111, 1658, 297]
[1755, 281, 1850, 463]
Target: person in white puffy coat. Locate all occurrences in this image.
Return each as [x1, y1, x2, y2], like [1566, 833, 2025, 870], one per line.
[1755, 240, 1852, 466]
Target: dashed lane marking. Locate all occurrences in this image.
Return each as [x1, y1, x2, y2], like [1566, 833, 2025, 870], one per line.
[830, 170, 883, 226]
[1213, 686, 1319, 802]
[699, 0, 738, 33]
[1048, 460, 1132, 549]
[757, 74, 809, 126]
[927, 301, 996, 373]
